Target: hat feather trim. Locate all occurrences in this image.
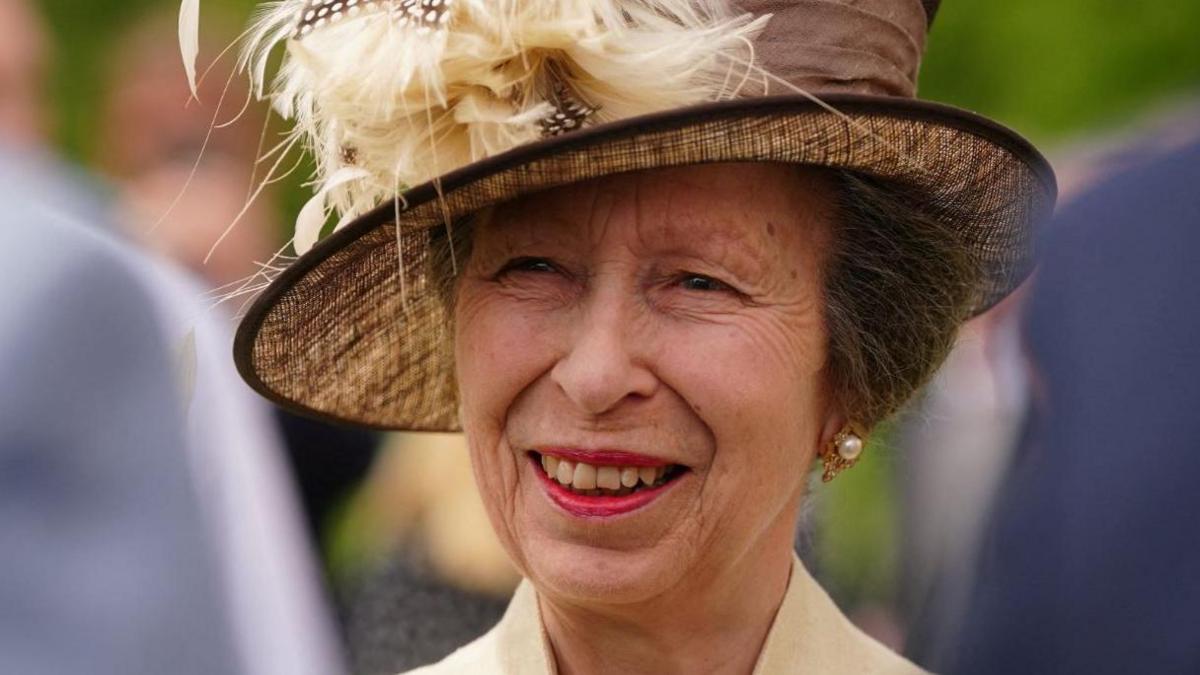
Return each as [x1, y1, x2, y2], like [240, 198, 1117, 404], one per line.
[185, 0, 771, 254]
[179, 0, 201, 99]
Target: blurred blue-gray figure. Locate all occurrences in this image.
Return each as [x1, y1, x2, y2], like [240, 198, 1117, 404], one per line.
[0, 164, 241, 674]
[954, 139, 1200, 674]
[0, 149, 346, 675]
[1, 0, 342, 667]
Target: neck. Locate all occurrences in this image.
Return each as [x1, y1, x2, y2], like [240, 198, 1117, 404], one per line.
[538, 535, 795, 675]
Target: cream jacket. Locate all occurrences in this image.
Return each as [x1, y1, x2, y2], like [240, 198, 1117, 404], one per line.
[405, 553, 930, 674]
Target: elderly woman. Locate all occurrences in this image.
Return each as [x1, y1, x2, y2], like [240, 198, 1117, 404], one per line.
[220, 0, 1054, 671]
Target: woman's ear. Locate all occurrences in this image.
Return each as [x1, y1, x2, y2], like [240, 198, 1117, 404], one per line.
[824, 416, 870, 444]
[820, 413, 848, 449]
[819, 399, 867, 444]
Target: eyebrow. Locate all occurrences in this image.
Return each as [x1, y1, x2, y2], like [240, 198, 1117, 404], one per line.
[481, 199, 788, 284]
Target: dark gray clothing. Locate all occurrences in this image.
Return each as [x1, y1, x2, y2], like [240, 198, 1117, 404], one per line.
[954, 141, 1200, 674]
[343, 550, 509, 675]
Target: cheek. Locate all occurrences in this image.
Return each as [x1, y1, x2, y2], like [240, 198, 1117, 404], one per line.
[455, 283, 561, 565]
[464, 423, 529, 570]
[455, 282, 558, 427]
[655, 316, 827, 494]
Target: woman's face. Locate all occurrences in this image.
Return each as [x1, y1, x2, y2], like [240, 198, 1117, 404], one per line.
[455, 162, 841, 604]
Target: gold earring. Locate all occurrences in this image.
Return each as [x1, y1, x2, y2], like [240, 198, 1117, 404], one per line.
[821, 426, 865, 483]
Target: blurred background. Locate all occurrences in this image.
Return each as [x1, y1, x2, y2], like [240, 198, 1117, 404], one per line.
[11, 0, 1200, 673]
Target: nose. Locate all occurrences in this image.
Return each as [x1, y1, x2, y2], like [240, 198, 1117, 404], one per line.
[550, 289, 658, 417]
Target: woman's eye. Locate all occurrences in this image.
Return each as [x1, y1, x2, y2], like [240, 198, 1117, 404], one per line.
[498, 257, 559, 276]
[678, 274, 733, 293]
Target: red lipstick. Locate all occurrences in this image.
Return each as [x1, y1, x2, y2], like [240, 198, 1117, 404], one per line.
[530, 454, 682, 518]
[538, 448, 670, 468]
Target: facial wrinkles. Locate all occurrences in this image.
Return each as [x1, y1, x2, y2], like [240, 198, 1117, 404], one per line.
[641, 175, 776, 297]
[460, 165, 835, 600]
[636, 169, 829, 392]
[552, 168, 826, 431]
[479, 170, 830, 423]
[622, 172, 809, 564]
[692, 172, 829, 553]
[497, 176, 719, 476]
[468, 427, 526, 567]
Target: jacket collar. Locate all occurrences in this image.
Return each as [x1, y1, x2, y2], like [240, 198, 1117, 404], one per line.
[493, 552, 928, 674]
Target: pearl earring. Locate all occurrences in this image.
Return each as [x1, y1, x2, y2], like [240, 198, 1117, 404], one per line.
[821, 426, 865, 483]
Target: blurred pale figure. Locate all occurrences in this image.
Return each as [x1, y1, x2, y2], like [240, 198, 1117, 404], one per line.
[1, 4, 344, 674]
[896, 302, 1028, 667]
[356, 434, 519, 595]
[1, 168, 244, 675]
[99, 12, 277, 290]
[0, 0, 49, 147]
[2, 10, 237, 673]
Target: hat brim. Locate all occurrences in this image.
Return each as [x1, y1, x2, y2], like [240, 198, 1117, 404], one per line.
[235, 93, 1056, 430]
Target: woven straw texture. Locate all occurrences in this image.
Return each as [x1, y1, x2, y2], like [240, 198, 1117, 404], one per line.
[236, 95, 1055, 430]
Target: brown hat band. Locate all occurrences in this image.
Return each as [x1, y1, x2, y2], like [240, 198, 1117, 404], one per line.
[742, 0, 928, 97]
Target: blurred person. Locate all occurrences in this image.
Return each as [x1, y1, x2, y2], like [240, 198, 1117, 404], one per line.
[894, 99, 1200, 671]
[99, 10, 277, 289]
[2, 7, 239, 670]
[99, 9, 379, 555]
[1, 3, 344, 673]
[0, 168, 346, 675]
[953, 135, 1200, 674]
[891, 296, 1029, 668]
[0, 167, 243, 675]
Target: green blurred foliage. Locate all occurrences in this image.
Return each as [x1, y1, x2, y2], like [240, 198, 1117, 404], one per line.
[922, 1, 1200, 144]
[39, 0, 257, 161]
[36, 0, 315, 231]
[815, 428, 900, 605]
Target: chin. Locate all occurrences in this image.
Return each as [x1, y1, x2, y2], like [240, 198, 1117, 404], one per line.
[501, 453, 705, 605]
[522, 536, 689, 606]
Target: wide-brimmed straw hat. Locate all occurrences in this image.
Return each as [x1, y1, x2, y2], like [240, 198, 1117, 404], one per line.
[226, 0, 1056, 430]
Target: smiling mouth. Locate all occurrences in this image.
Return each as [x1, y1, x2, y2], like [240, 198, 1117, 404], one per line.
[529, 450, 687, 499]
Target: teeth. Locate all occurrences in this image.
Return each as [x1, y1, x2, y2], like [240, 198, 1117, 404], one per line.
[557, 459, 575, 486]
[540, 455, 677, 494]
[572, 463, 598, 490]
[596, 466, 621, 490]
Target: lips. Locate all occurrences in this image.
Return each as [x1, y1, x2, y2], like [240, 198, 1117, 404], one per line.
[529, 449, 687, 518]
[540, 448, 670, 468]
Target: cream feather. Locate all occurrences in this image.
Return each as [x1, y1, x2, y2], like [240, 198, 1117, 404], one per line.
[179, 0, 201, 99]
[236, 0, 771, 249]
[295, 166, 373, 254]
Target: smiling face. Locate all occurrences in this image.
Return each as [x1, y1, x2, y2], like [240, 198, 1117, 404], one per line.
[454, 162, 843, 606]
